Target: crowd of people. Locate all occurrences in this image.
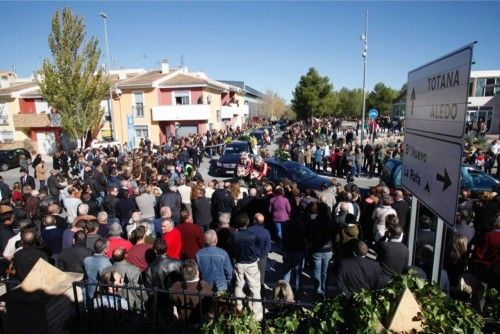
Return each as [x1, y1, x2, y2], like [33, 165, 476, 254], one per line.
[0, 117, 498, 329]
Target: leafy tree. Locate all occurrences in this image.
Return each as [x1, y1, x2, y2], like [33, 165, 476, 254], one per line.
[291, 68, 337, 119]
[365, 82, 398, 116]
[335, 87, 364, 118]
[258, 89, 293, 120]
[37, 8, 110, 147]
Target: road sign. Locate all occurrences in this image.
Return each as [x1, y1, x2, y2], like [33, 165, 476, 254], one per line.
[368, 108, 378, 119]
[402, 131, 463, 226]
[405, 44, 473, 139]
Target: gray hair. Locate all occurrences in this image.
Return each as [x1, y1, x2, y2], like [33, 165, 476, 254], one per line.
[205, 229, 218, 246]
[219, 212, 231, 226]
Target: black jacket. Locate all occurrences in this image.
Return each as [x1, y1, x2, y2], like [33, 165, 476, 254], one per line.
[192, 197, 211, 227]
[335, 256, 382, 298]
[20, 175, 36, 190]
[12, 246, 49, 281]
[103, 195, 119, 218]
[211, 189, 234, 218]
[47, 175, 64, 197]
[58, 245, 93, 273]
[157, 190, 182, 219]
[374, 240, 409, 278]
[145, 255, 182, 290]
[392, 200, 409, 230]
[307, 215, 335, 253]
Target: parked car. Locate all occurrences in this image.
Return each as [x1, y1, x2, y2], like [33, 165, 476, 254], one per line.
[380, 158, 500, 198]
[0, 148, 32, 171]
[266, 158, 332, 191]
[212, 141, 252, 176]
[259, 126, 275, 139]
[249, 131, 265, 148]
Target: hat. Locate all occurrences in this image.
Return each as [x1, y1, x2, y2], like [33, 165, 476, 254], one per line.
[0, 205, 13, 214]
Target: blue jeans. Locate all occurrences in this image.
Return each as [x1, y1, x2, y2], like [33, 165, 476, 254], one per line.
[282, 251, 305, 292]
[312, 251, 333, 294]
[274, 222, 284, 244]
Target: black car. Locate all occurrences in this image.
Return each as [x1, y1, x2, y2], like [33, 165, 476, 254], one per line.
[266, 158, 332, 191]
[249, 131, 265, 148]
[213, 141, 252, 175]
[0, 148, 32, 171]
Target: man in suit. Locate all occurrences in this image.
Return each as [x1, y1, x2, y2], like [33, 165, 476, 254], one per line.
[334, 241, 382, 298]
[374, 225, 409, 285]
[20, 168, 35, 190]
[392, 190, 409, 231]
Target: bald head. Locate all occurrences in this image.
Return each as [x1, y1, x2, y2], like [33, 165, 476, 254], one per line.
[339, 202, 350, 213]
[254, 213, 265, 225]
[249, 188, 257, 197]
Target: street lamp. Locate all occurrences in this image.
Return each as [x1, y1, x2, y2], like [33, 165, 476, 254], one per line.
[99, 11, 115, 140]
[360, 10, 368, 146]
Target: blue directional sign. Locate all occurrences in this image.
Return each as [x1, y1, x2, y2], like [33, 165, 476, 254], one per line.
[368, 108, 378, 119]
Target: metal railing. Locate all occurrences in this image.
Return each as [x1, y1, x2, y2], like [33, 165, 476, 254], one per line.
[71, 279, 313, 334]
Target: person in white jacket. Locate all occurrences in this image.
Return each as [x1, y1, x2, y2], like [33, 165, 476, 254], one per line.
[372, 195, 397, 241]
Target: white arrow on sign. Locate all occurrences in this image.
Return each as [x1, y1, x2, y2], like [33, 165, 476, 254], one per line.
[402, 131, 463, 226]
[405, 45, 473, 139]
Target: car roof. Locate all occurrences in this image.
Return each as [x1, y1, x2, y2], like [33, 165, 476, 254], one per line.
[226, 141, 249, 146]
[266, 157, 301, 168]
[250, 130, 264, 134]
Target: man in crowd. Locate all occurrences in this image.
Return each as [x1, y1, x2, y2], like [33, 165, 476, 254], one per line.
[196, 229, 233, 294]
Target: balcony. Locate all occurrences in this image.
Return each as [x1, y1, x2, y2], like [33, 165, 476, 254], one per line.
[152, 104, 211, 121]
[13, 113, 60, 128]
[221, 103, 248, 119]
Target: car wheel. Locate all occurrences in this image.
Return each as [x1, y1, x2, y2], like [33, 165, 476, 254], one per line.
[0, 163, 8, 172]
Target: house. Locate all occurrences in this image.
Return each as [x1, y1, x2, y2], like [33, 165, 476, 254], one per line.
[0, 79, 61, 154]
[218, 80, 265, 120]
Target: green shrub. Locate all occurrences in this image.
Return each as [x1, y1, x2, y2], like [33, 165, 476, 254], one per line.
[202, 307, 261, 334]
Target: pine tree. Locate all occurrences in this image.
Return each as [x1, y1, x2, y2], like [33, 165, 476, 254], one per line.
[37, 8, 110, 147]
[291, 68, 337, 119]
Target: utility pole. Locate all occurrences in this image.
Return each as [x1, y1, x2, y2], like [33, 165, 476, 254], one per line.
[360, 10, 368, 146]
[99, 12, 116, 141]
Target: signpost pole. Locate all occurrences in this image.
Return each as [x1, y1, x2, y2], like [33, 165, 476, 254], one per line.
[431, 218, 445, 283]
[407, 196, 418, 266]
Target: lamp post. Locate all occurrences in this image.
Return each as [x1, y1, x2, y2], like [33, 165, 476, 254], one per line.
[99, 12, 115, 140]
[360, 10, 368, 146]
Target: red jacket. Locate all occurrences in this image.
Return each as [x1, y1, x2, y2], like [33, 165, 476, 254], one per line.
[107, 237, 133, 258]
[177, 222, 205, 260]
[162, 228, 182, 260]
[474, 229, 500, 269]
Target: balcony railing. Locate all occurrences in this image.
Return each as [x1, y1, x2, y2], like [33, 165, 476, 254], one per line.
[0, 130, 14, 143]
[0, 115, 8, 125]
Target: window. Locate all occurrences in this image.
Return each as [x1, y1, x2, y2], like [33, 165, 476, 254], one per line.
[135, 126, 148, 139]
[485, 78, 496, 96]
[475, 78, 486, 97]
[468, 81, 474, 97]
[173, 91, 190, 105]
[35, 100, 49, 114]
[133, 92, 144, 117]
[216, 110, 221, 122]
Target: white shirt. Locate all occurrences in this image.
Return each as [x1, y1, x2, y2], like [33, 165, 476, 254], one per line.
[205, 187, 215, 199]
[3, 233, 21, 258]
[178, 184, 192, 205]
[63, 197, 82, 224]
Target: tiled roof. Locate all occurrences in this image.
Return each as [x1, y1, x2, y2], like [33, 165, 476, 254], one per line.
[118, 70, 170, 88]
[0, 82, 38, 96]
[159, 73, 208, 87]
[20, 89, 41, 98]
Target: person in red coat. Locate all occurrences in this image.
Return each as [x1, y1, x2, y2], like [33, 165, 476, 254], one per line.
[473, 216, 500, 290]
[161, 217, 182, 260]
[177, 209, 205, 260]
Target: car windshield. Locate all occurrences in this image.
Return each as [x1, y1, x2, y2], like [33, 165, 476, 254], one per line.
[223, 145, 247, 155]
[287, 164, 316, 180]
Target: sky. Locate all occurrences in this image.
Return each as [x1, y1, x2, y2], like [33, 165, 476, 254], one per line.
[1, 1, 500, 101]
